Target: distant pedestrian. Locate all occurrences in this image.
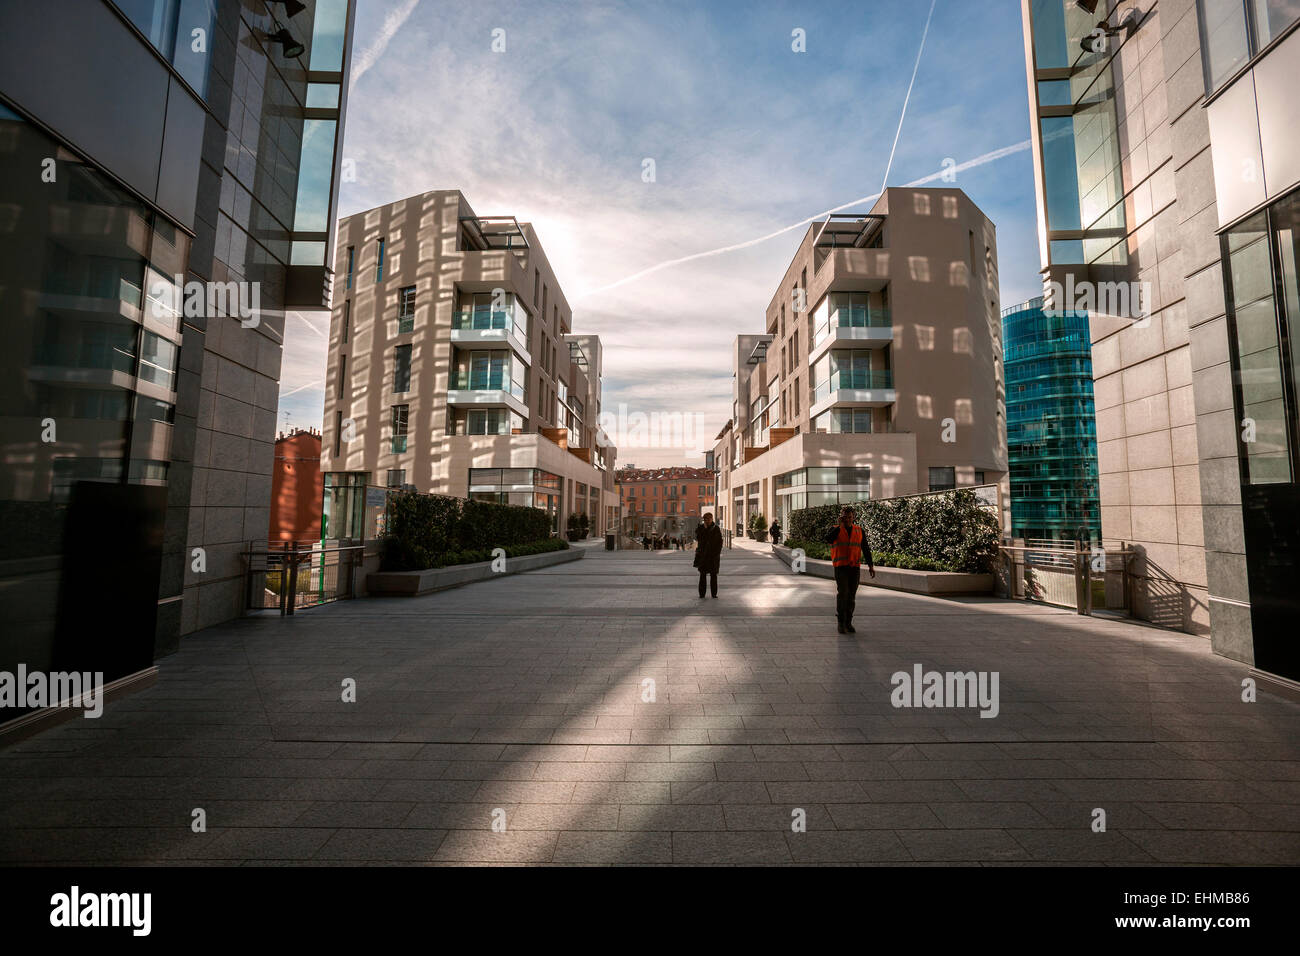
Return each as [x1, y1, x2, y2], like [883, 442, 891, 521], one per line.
[769, 520, 782, 546]
[642, 535, 650, 550]
[694, 512, 723, 598]
[823, 506, 875, 634]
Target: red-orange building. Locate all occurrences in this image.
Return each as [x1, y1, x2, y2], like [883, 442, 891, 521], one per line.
[270, 428, 323, 545]
[616, 465, 716, 536]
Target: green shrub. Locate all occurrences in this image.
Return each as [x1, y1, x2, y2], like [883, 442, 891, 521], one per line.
[382, 491, 555, 571]
[786, 489, 1000, 573]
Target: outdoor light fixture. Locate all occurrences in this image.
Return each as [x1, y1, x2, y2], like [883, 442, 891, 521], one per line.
[271, 0, 307, 16]
[1078, 6, 1145, 53]
[269, 26, 305, 58]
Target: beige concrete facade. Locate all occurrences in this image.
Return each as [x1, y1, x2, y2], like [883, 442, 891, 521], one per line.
[713, 187, 1007, 535]
[321, 189, 617, 535]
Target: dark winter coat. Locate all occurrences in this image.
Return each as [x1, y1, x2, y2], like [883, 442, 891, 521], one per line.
[694, 522, 723, 574]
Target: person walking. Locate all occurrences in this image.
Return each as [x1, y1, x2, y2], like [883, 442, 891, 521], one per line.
[694, 512, 723, 598]
[823, 506, 875, 633]
[769, 519, 782, 546]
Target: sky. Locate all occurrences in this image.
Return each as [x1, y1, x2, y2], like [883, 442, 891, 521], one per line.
[278, 0, 1041, 467]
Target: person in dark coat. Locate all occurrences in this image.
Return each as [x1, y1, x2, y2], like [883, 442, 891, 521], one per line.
[769, 520, 782, 546]
[693, 512, 723, 598]
[823, 506, 875, 633]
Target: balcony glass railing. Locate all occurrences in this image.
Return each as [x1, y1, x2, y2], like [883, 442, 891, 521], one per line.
[449, 370, 527, 402]
[452, 309, 527, 341]
[811, 369, 894, 403]
[812, 306, 891, 347]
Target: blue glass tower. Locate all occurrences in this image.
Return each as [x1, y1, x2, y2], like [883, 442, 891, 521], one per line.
[1002, 297, 1100, 542]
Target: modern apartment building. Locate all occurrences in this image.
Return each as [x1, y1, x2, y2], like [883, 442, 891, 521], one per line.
[1021, 0, 1300, 686]
[712, 187, 1008, 537]
[616, 465, 716, 537]
[0, 0, 353, 722]
[1002, 297, 1102, 541]
[320, 189, 618, 538]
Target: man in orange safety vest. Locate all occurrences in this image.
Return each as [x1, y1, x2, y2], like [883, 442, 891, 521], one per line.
[822, 505, 875, 634]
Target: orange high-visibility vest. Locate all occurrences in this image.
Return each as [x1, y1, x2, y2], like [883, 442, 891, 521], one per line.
[831, 524, 864, 568]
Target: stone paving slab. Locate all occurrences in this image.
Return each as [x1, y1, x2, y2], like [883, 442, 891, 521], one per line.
[1, 547, 1297, 865]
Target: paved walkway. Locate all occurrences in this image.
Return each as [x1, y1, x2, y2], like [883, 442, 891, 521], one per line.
[2, 545, 1297, 865]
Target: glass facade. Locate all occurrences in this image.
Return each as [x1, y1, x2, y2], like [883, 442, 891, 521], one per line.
[1221, 187, 1300, 681]
[1198, 0, 1300, 92]
[1002, 298, 1101, 542]
[452, 291, 528, 341]
[1028, 0, 1128, 268]
[0, 0, 355, 719]
[775, 466, 872, 527]
[0, 103, 187, 695]
[468, 467, 561, 531]
[113, 0, 219, 98]
[451, 351, 528, 401]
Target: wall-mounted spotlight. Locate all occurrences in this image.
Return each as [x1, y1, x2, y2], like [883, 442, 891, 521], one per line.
[271, 0, 307, 17]
[269, 26, 305, 58]
[1078, 6, 1145, 53]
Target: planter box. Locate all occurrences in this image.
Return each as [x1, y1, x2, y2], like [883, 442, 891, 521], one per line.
[771, 545, 993, 596]
[367, 547, 582, 597]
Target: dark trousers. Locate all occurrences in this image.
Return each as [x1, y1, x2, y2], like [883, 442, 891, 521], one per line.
[834, 565, 861, 624]
[698, 570, 717, 597]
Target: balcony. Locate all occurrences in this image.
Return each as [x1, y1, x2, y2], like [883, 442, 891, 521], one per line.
[809, 369, 896, 419]
[447, 371, 529, 418]
[809, 306, 893, 360]
[451, 308, 531, 362]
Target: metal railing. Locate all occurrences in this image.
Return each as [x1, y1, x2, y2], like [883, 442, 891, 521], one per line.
[995, 540, 1137, 616]
[243, 542, 364, 615]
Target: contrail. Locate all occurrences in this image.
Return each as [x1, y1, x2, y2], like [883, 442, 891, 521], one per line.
[574, 140, 1030, 301]
[279, 378, 323, 399]
[879, 0, 938, 195]
[350, 0, 421, 90]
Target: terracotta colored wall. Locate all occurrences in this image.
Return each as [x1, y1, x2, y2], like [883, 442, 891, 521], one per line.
[270, 431, 322, 544]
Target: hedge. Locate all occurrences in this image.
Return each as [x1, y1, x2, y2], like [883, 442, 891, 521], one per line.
[786, 489, 1000, 573]
[382, 491, 555, 571]
[784, 541, 954, 571]
[429, 537, 569, 570]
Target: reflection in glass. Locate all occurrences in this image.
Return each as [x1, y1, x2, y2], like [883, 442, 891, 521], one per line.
[1200, 0, 1252, 89]
[308, 0, 349, 71]
[1226, 214, 1291, 483]
[292, 119, 337, 233]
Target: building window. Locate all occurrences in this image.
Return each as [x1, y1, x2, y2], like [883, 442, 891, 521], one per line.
[337, 353, 346, 398]
[975, 471, 986, 485]
[334, 410, 343, 457]
[391, 404, 408, 453]
[398, 285, 415, 332]
[813, 408, 872, 433]
[341, 299, 351, 343]
[376, 237, 385, 282]
[345, 246, 354, 289]
[1222, 194, 1300, 485]
[116, 0, 218, 98]
[929, 467, 956, 491]
[386, 469, 406, 488]
[467, 409, 522, 435]
[394, 344, 411, 393]
[1198, 0, 1300, 93]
